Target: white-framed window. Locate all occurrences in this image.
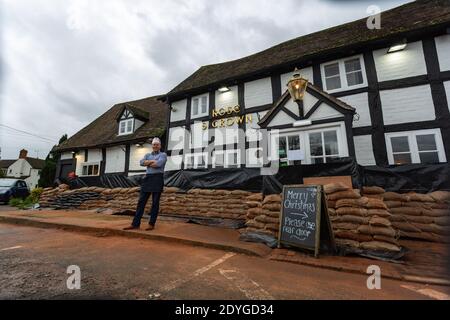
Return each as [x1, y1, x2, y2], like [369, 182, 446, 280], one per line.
[308, 129, 340, 164]
[386, 129, 446, 165]
[270, 122, 348, 165]
[213, 149, 240, 168]
[321, 55, 367, 93]
[191, 94, 209, 118]
[185, 153, 207, 169]
[119, 119, 134, 135]
[81, 162, 100, 176]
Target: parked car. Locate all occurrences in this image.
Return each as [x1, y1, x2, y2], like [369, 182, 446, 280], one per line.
[0, 179, 30, 204]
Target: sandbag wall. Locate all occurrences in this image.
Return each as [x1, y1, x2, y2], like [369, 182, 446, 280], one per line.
[326, 185, 401, 253]
[39, 185, 254, 221]
[382, 191, 450, 243]
[244, 185, 401, 253]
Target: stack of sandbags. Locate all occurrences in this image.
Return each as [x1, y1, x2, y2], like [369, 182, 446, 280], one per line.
[385, 191, 450, 243]
[160, 188, 253, 220]
[324, 183, 401, 253]
[245, 194, 280, 237]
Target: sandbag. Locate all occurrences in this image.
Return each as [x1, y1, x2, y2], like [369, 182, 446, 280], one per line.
[366, 198, 388, 210]
[334, 230, 373, 242]
[384, 201, 403, 208]
[389, 207, 422, 216]
[424, 209, 450, 217]
[391, 222, 422, 233]
[328, 208, 336, 216]
[327, 200, 336, 208]
[246, 220, 265, 229]
[358, 225, 396, 238]
[335, 197, 369, 209]
[434, 216, 450, 226]
[369, 216, 392, 228]
[362, 186, 385, 195]
[407, 193, 435, 203]
[262, 203, 281, 211]
[335, 239, 360, 248]
[367, 209, 391, 218]
[245, 201, 261, 208]
[336, 207, 367, 217]
[360, 241, 401, 252]
[332, 222, 359, 231]
[339, 215, 369, 225]
[327, 190, 361, 201]
[324, 183, 349, 194]
[429, 191, 450, 202]
[265, 223, 279, 232]
[364, 194, 384, 200]
[402, 201, 433, 210]
[373, 235, 399, 246]
[246, 193, 263, 202]
[390, 215, 434, 224]
[383, 192, 409, 202]
[263, 194, 282, 204]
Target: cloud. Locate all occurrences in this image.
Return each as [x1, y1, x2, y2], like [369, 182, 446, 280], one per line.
[0, 0, 406, 159]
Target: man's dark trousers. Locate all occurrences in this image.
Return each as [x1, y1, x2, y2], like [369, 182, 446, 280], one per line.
[132, 190, 162, 227]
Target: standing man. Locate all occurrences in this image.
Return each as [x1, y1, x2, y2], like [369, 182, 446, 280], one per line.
[124, 137, 167, 231]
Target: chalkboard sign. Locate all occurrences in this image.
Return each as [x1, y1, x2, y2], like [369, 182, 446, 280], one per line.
[278, 185, 335, 257]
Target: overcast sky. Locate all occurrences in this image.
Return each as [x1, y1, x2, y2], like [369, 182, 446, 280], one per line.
[0, 0, 407, 159]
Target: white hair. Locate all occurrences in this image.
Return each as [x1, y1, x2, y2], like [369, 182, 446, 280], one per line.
[152, 137, 161, 145]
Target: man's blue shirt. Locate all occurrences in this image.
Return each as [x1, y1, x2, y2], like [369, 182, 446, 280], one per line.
[140, 151, 167, 174]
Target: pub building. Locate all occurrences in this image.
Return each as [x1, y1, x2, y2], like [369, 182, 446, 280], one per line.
[53, 0, 450, 188]
[164, 0, 450, 175]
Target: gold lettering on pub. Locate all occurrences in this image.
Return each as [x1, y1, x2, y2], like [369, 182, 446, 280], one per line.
[202, 105, 252, 130]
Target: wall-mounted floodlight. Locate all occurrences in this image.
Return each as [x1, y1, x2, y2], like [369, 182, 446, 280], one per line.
[387, 41, 407, 53]
[218, 86, 230, 93]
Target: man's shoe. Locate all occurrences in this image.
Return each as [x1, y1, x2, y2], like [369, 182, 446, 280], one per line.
[123, 225, 139, 231]
[146, 224, 155, 231]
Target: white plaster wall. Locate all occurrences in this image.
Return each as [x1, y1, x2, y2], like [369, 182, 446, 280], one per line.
[380, 85, 435, 125]
[88, 149, 102, 163]
[167, 126, 186, 151]
[373, 41, 427, 82]
[435, 35, 450, 71]
[170, 99, 188, 122]
[246, 147, 263, 167]
[60, 152, 73, 160]
[244, 77, 273, 108]
[215, 85, 238, 108]
[129, 143, 152, 171]
[303, 92, 319, 115]
[284, 99, 300, 117]
[309, 103, 342, 121]
[135, 119, 145, 131]
[165, 155, 183, 171]
[354, 135, 376, 166]
[7, 159, 31, 178]
[339, 93, 372, 127]
[268, 110, 296, 127]
[280, 67, 313, 93]
[105, 146, 126, 173]
[444, 81, 450, 113]
[75, 153, 85, 176]
[25, 169, 40, 189]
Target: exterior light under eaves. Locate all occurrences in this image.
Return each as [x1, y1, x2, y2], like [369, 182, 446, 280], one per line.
[218, 86, 230, 93]
[387, 42, 407, 53]
[287, 68, 308, 102]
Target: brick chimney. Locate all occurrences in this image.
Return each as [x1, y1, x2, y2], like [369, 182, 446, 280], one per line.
[19, 149, 28, 159]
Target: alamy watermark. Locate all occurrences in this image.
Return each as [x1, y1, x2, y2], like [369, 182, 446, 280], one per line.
[366, 265, 381, 290]
[367, 5, 381, 30]
[66, 265, 81, 290]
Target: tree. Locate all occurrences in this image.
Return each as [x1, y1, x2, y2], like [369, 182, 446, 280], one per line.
[38, 134, 68, 188]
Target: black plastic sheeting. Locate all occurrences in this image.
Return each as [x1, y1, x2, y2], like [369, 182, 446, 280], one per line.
[71, 159, 450, 194]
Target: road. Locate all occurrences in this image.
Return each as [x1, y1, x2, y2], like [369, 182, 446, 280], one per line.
[0, 223, 449, 300]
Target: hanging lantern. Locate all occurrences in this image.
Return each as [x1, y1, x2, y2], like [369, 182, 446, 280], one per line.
[287, 68, 308, 102]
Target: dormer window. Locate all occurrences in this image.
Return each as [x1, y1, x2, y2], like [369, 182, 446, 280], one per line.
[116, 104, 149, 136]
[119, 118, 134, 135]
